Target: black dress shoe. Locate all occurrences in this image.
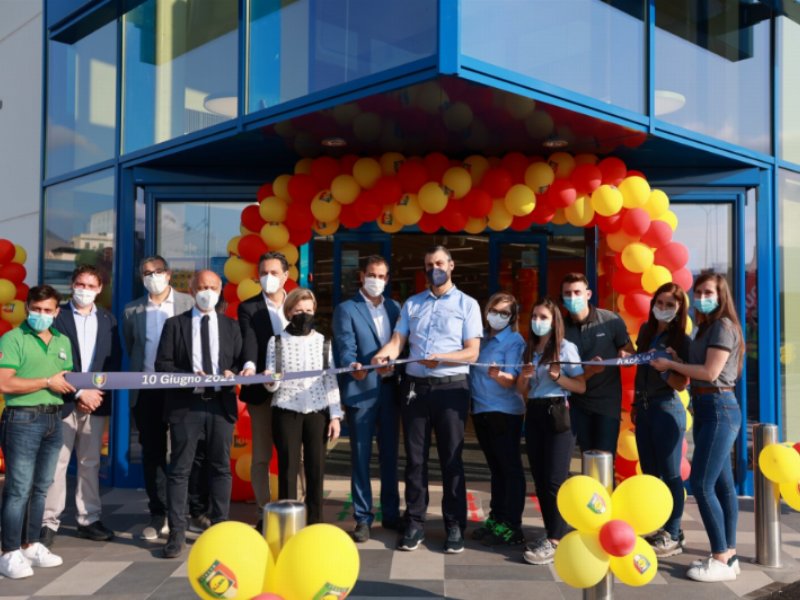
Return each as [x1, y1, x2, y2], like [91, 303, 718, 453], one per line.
[40, 526, 57, 548]
[254, 519, 263, 534]
[77, 521, 115, 542]
[352, 522, 370, 543]
[162, 531, 185, 559]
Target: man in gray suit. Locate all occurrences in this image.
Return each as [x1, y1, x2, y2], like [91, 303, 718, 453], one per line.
[122, 256, 194, 540]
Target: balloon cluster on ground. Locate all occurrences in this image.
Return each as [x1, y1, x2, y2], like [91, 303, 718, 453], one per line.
[759, 442, 800, 510]
[187, 521, 359, 600]
[554, 474, 673, 588]
[229, 399, 279, 502]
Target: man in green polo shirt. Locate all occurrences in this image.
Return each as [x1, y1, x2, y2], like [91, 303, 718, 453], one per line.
[0, 284, 76, 579]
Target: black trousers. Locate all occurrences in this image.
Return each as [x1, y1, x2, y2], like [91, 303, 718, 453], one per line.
[401, 379, 469, 532]
[525, 399, 575, 540]
[188, 440, 209, 518]
[133, 389, 169, 517]
[166, 397, 234, 535]
[272, 407, 329, 525]
[472, 411, 526, 528]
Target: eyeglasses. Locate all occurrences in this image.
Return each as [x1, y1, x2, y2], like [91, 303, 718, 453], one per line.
[488, 309, 512, 318]
[142, 268, 166, 277]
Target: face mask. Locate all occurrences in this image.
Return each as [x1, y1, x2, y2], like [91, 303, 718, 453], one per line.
[487, 312, 510, 331]
[653, 306, 678, 323]
[694, 296, 719, 315]
[72, 288, 98, 308]
[562, 296, 586, 314]
[531, 318, 552, 337]
[363, 276, 386, 298]
[194, 290, 219, 312]
[143, 273, 169, 295]
[260, 274, 282, 295]
[27, 311, 54, 332]
[287, 312, 315, 336]
[426, 268, 449, 287]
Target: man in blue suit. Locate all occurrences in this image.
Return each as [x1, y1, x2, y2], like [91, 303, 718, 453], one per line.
[333, 256, 401, 543]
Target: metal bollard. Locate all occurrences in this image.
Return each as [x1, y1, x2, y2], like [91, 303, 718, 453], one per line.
[754, 423, 782, 567]
[263, 500, 306, 560]
[583, 450, 614, 600]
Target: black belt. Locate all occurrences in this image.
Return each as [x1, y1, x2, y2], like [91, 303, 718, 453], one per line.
[407, 374, 467, 386]
[7, 404, 60, 414]
[692, 386, 734, 395]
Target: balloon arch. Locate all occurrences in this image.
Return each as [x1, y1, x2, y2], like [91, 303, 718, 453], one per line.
[222, 151, 693, 484]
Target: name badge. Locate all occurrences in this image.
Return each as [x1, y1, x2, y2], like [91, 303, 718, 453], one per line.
[59, 349, 67, 361]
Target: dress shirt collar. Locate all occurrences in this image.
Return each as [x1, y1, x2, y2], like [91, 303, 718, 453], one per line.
[426, 284, 457, 300]
[485, 325, 513, 345]
[147, 287, 174, 307]
[69, 300, 97, 317]
[359, 289, 384, 307]
[191, 306, 218, 322]
[262, 289, 286, 309]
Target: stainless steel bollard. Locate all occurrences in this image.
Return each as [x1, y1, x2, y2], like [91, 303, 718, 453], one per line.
[754, 423, 782, 567]
[583, 450, 614, 600]
[263, 500, 306, 559]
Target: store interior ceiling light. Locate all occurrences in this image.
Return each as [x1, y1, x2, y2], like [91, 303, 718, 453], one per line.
[321, 136, 347, 147]
[203, 94, 237, 118]
[542, 135, 569, 149]
[654, 90, 686, 116]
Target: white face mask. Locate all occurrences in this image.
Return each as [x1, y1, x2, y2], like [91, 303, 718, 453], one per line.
[487, 312, 510, 331]
[363, 276, 386, 298]
[260, 274, 282, 295]
[143, 273, 169, 295]
[195, 289, 220, 312]
[73, 288, 98, 308]
[653, 306, 678, 323]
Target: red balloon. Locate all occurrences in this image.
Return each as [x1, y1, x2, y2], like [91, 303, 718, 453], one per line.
[672, 267, 693, 292]
[598, 157, 627, 186]
[241, 205, 266, 233]
[284, 279, 299, 292]
[612, 268, 643, 294]
[237, 235, 269, 263]
[615, 455, 638, 481]
[256, 183, 273, 202]
[548, 179, 577, 208]
[0, 319, 11, 337]
[599, 519, 636, 557]
[0, 263, 25, 284]
[424, 152, 451, 182]
[621, 365, 636, 390]
[621, 208, 651, 238]
[0, 240, 15, 265]
[680, 458, 691, 481]
[283, 202, 314, 231]
[463, 189, 493, 218]
[530, 198, 556, 224]
[417, 212, 441, 234]
[595, 212, 623, 234]
[480, 168, 513, 198]
[309, 156, 340, 188]
[794, 441, 800, 456]
[288, 227, 313, 247]
[338, 203, 363, 230]
[356, 191, 383, 221]
[287, 174, 318, 204]
[14, 283, 29, 302]
[641, 220, 673, 248]
[624, 291, 652, 319]
[510, 212, 537, 232]
[229, 459, 254, 501]
[222, 283, 239, 304]
[621, 388, 635, 412]
[627, 169, 646, 178]
[654, 242, 689, 271]
[397, 160, 429, 193]
[339, 154, 359, 175]
[441, 202, 468, 232]
[571, 164, 603, 195]
[372, 176, 403, 205]
[224, 301, 239, 319]
[501, 152, 529, 183]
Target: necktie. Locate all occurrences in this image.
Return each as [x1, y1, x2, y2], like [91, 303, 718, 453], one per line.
[201, 315, 213, 375]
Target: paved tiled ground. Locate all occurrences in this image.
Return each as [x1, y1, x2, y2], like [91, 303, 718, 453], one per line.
[2, 474, 800, 599]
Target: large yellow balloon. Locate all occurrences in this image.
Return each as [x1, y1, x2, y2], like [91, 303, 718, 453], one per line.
[224, 256, 257, 285]
[1, 300, 25, 325]
[380, 151, 405, 175]
[611, 475, 673, 535]
[352, 157, 382, 189]
[260, 223, 290, 249]
[330, 175, 361, 205]
[551, 208, 568, 225]
[606, 231, 636, 253]
[271, 524, 360, 600]
[619, 176, 651, 209]
[504, 184, 536, 216]
[235, 453, 252, 481]
[272, 174, 292, 201]
[464, 155, 490, 185]
[548, 151, 576, 179]
[621, 242, 655, 274]
[294, 157, 313, 174]
[641, 265, 672, 293]
[187, 522, 271, 600]
[780, 481, 800, 511]
[759, 444, 800, 484]
[678, 389, 689, 408]
[609, 536, 658, 587]
[393, 193, 423, 225]
[617, 429, 639, 462]
[553, 531, 609, 588]
[464, 217, 487, 234]
[657, 210, 678, 231]
[557, 475, 612, 532]
[487, 199, 514, 231]
[418, 182, 449, 214]
[310, 191, 342, 222]
[276, 243, 299, 265]
[226, 236, 241, 256]
[288, 265, 299, 281]
[524, 162, 555, 193]
[377, 208, 404, 233]
[644, 189, 670, 219]
[591, 185, 624, 217]
[442, 167, 472, 199]
[0, 279, 16, 304]
[565, 194, 595, 227]
[259, 196, 288, 222]
[313, 220, 340, 236]
[12, 245, 26, 265]
[237, 279, 261, 302]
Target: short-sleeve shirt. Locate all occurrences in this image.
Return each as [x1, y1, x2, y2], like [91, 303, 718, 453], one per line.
[528, 339, 584, 398]
[634, 324, 691, 397]
[689, 317, 741, 388]
[563, 306, 630, 417]
[0, 322, 73, 407]
[470, 326, 526, 415]
[395, 285, 483, 378]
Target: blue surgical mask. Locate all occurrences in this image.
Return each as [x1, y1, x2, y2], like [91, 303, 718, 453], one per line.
[562, 296, 586, 314]
[531, 319, 552, 337]
[27, 311, 54, 332]
[426, 268, 449, 287]
[694, 297, 719, 315]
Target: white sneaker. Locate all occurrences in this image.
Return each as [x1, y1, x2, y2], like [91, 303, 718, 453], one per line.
[686, 556, 737, 582]
[523, 538, 557, 565]
[690, 554, 741, 575]
[0, 550, 34, 579]
[21, 543, 63, 568]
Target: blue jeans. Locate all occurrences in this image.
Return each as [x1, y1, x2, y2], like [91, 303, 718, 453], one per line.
[635, 393, 686, 538]
[690, 391, 741, 554]
[0, 406, 63, 552]
[571, 404, 620, 456]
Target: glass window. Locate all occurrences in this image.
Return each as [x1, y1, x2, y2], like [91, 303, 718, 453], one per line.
[46, 21, 117, 178]
[655, 0, 770, 153]
[780, 170, 800, 439]
[779, 16, 800, 163]
[43, 169, 115, 307]
[744, 190, 758, 424]
[122, 0, 238, 154]
[460, 0, 645, 113]
[248, 0, 437, 113]
[670, 203, 734, 281]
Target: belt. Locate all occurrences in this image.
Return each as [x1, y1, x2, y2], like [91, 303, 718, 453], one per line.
[692, 386, 734, 395]
[529, 396, 567, 404]
[407, 374, 467, 386]
[7, 404, 60, 414]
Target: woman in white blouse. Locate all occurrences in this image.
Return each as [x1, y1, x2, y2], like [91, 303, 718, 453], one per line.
[265, 288, 342, 524]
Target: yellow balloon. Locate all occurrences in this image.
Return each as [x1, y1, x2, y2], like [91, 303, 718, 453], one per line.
[393, 193, 423, 225]
[380, 151, 405, 175]
[606, 230, 636, 253]
[310, 190, 342, 222]
[260, 223, 290, 249]
[273, 174, 292, 201]
[330, 175, 361, 205]
[685, 408, 693, 432]
[591, 185, 624, 217]
[641, 265, 672, 293]
[611, 475, 673, 535]
[635, 461, 643, 475]
[313, 219, 340, 236]
[271, 524, 360, 600]
[226, 236, 241, 256]
[1, 300, 25, 326]
[548, 151, 576, 179]
[0, 280, 16, 304]
[759, 444, 800, 484]
[678, 389, 689, 408]
[12, 245, 26, 265]
[224, 256, 257, 285]
[442, 167, 472, 199]
[259, 196, 288, 222]
[686, 315, 694, 335]
[187, 521, 270, 600]
[487, 199, 514, 231]
[237, 279, 261, 302]
[551, 208, 568, 225]
[294, 157, 313, 174]
[240, 224, 255, 236]
[524, 162, 555, 194]
[780, 481, 800, 511]
[644, 189, 670, 219]
[557, 475, 612, 532]
[464, 217, 487, 234]
[464, 155, 490, 185]
[235, 453, 252, 481]
[377, 208, 404, 233]
[619, 176, 651, 209]
[657, 210, 678, 231]
[553, 531, 609, 589]
[609, 536, 658, 587]
[617, 429, 639, 462]
[504, 184, 536, 217]
[418, 182, 449, 214]
[621, 242, 655, 274]
[352, 157, 382, 189]
[565, 194, 595, 227]
[288, 265, 299, 281]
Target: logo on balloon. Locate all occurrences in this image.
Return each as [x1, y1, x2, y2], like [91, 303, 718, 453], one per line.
[587, 492, 607, 515]
[633, 554, 651, 575]
[198, 560, 238, 599]
[312, 582, 350, 600]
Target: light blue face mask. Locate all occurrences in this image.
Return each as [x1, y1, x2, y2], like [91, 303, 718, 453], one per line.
[693, 296, 719, 315]
[531, 318, 552, 337]
[27, 311, 54, 332]
[562, 296, 586, 314]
